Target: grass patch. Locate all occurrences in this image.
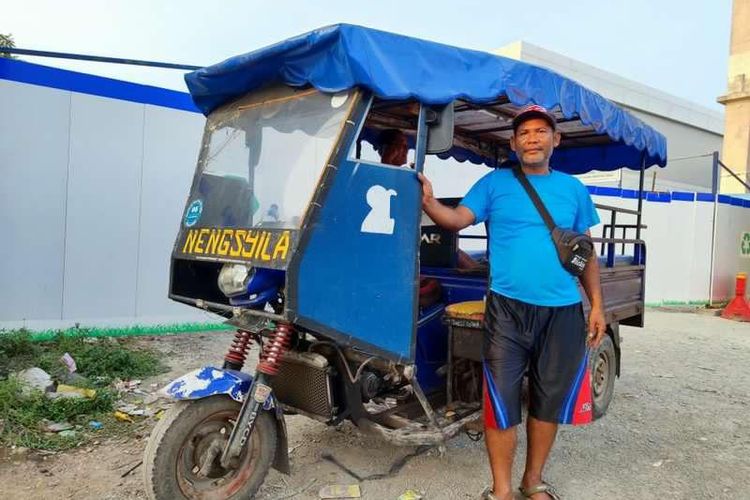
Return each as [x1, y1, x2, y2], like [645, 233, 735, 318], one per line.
[0, 329, 168, 450]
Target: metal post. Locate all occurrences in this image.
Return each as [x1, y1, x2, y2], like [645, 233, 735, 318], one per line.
[711, 151, 720, 195]
[634, 155, 646, 264]
[1, 47, 201, 70]
[414, 105, 429, 174]
[708, 151, 720, 305]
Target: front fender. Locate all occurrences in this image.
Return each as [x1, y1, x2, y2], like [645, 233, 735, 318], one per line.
[160, 366, 289, 473]
[161, 366, 255, 404]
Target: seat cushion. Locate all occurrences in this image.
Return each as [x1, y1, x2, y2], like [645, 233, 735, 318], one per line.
[445, 300, 485, 321]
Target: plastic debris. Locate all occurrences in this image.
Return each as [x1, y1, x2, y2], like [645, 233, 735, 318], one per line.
[114, 411, 134, 423]
[58, 430, 77, 439]
[16, 367, 54, 394]
[88, 421, 103, 431]
[61, 371, 90, 386]
[154, 409, 166, 420]
[398, 490, 424, 500]
[43, 421, 74, 433]
[318, 484, 361, 499]
[56, 384, 96, 399]
[46, 391, 84, 400]
[113, 379, 142, 393]
[117, 403, 146, 416]
[60, 353, 77, 373]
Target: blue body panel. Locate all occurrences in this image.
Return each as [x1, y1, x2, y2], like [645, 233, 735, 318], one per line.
[294, 159, 420, 361]
[421, 268, 488, 305]
[162, 366, 272, 410]
[413, 271, 487, 392]
[414, 303, 448, 393]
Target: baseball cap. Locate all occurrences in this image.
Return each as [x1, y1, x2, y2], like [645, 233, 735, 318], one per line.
[512, 104, 557, 132]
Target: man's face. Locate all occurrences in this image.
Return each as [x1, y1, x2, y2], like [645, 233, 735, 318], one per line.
[381, 134, 409, 166]
[510, 118, 561, 169]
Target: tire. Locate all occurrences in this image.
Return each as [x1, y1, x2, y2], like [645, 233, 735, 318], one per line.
[591, 335, 617, 420]
[143, 396, 277, 500]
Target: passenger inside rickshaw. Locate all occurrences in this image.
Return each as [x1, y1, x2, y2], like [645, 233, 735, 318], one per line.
[355, 110, 487, 311]
[355, 103, 486, 275]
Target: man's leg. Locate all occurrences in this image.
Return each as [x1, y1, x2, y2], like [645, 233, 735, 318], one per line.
[521, 417, 558, 499]
[485, 426, 517, 500]
[524, 302, 592, 498]
[482, 292, 530, 499]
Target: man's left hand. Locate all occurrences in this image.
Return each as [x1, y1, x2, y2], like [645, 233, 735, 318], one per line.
[587, 305, 606, 349]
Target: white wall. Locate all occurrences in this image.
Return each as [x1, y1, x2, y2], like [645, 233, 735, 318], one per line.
[712, 201, 750, 302]
[0, 78, 210, 331]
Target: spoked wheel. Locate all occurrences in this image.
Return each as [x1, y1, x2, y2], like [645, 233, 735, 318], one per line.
[144, 396, 276, 499]
[591, 335, 617, 419]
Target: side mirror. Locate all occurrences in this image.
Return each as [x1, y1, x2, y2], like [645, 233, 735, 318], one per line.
[425, 103, 455, 154]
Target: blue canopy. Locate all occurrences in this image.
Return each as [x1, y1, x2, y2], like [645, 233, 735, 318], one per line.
[185, 24, 667, 172]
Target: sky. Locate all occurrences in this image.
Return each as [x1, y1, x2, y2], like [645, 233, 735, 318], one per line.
[3, 0, 733, 111]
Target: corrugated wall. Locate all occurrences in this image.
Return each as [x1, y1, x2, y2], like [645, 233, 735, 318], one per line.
[0, 63, 212, 332]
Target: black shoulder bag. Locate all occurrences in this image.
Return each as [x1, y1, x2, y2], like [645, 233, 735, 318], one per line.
[512, 167, 594, 277]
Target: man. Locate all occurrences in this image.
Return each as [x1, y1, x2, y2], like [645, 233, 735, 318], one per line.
[377, 129, 482, 271]
[377, 128, 410, 166]
[418, 105, 606, 500]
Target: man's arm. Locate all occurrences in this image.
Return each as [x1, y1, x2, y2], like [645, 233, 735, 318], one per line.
[418, 173, 475, 232]
[580, 230, 606, 348]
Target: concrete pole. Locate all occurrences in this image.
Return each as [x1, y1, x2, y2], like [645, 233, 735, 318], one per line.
[717, 0, 750, 193]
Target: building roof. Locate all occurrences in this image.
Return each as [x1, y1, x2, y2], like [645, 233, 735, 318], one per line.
[495, 41, 723, 135]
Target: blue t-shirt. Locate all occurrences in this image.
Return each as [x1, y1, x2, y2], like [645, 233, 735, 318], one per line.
[460, 168, 600, 307]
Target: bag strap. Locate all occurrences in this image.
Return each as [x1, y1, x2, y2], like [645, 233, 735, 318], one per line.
[511, 166, 557, 233]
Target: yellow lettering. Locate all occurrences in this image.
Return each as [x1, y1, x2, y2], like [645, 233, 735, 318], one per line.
[205, 229, 220, 254]
[182, 230, 198, 253]
[217, 229, 233, 256]
[243, 231, 260, 258]
[260, 232, 272, 261]
[194, 228, 210, 254]
[254, 232, 267, 260]
[272, 231, 290, 261]
[230, 230, 246, 257]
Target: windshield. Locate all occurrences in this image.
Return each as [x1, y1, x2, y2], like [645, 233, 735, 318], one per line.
[191, 85, 353, 230]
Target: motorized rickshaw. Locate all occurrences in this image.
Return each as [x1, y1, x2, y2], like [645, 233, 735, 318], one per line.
[143, 25, 667, 499]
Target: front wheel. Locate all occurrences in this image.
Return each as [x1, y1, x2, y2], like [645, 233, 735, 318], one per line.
[590, 335, 617, 419]
[143, 396, 277, 500]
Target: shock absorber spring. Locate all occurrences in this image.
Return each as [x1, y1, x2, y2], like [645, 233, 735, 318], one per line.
[257, 322, 293, 376]
[223, 329, 253, 370]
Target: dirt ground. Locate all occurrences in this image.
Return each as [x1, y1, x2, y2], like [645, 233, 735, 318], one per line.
[1, 310, 748, 500]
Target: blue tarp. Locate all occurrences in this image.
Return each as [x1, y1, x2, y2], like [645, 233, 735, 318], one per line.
[185, 24, 667, 172]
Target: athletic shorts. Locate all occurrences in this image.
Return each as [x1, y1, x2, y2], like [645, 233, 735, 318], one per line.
[482, 291, 593, 429]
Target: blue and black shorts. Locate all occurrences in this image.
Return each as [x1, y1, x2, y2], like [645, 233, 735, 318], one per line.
[482, 291, 593, 429]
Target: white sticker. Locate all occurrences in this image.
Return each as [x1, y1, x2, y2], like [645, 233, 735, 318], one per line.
[361, 185, 397, 235]
[253, 383, 272, 403]
[331, 92, 349, 108]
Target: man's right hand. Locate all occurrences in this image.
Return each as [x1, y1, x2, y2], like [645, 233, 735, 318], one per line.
[417, 173, 434, 209]
[417, 173, 475, 232]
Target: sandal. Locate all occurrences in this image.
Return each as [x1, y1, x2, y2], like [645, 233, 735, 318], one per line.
[480, 486, 499, 499]
[519, 482, 560, 499]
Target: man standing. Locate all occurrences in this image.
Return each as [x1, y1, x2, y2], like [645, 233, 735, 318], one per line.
[419, 105, 606, 500]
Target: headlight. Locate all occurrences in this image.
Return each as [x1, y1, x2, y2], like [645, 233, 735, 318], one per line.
[217, 264, 254, 297]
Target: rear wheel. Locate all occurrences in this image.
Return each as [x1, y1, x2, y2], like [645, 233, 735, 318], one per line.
[591, 335, 617, 419]
[143, 396, 276, 499]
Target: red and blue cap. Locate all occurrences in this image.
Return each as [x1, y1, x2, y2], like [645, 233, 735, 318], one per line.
[512, 104, 557, 132]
